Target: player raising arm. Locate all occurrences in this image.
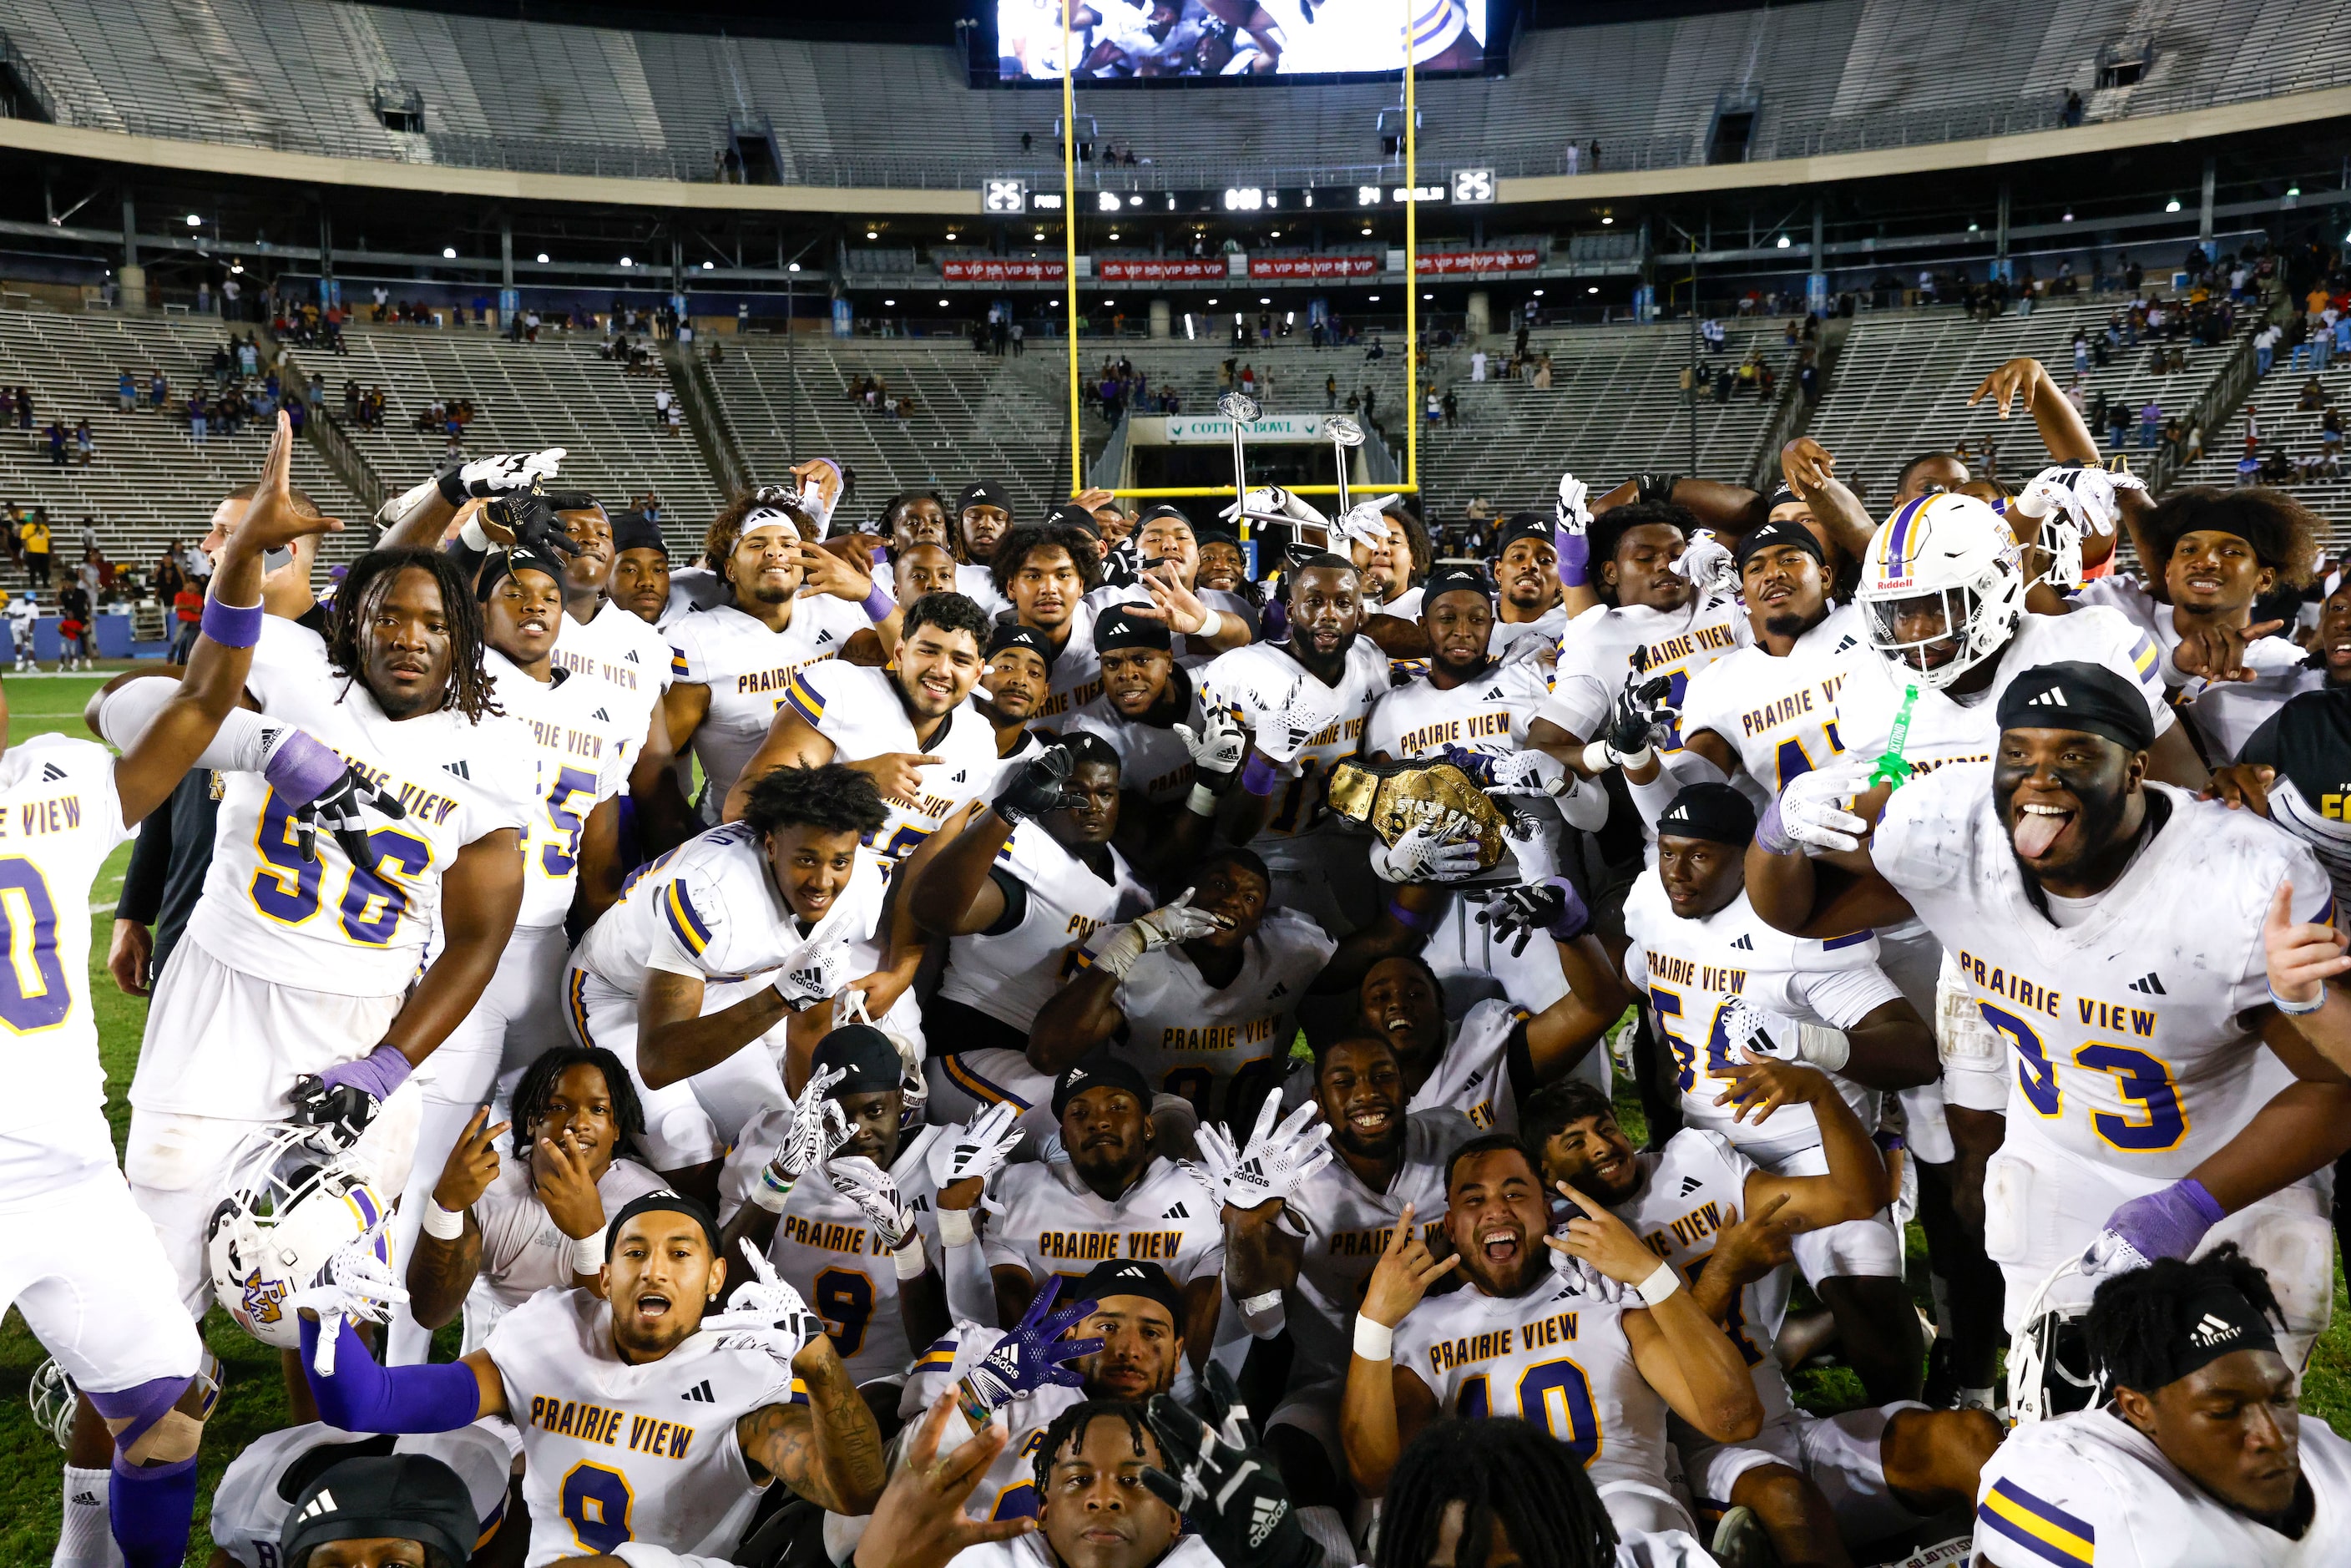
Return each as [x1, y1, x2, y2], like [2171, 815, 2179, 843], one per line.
[291, 1190, 888, 1560]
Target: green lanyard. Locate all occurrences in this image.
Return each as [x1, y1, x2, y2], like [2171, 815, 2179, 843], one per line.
[1869, 683, 1919, 790]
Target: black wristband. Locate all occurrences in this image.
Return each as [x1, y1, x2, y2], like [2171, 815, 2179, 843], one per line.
[435, 465, 468, 506]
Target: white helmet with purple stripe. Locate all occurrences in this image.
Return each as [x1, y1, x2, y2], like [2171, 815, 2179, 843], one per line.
[1855, 490, 2024, 690]
[205, 1125, 394, 1349]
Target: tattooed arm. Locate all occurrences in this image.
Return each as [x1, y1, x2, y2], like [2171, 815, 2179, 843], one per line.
[736, 1335, 887, 1515]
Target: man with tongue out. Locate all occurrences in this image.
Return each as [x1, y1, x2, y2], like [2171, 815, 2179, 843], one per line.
[1746, 660, 2351, 1368]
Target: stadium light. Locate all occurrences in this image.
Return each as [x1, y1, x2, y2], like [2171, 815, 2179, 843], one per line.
[1531, 289, 1544, 296]
[1303, 193, 1313, 207]
[1104, 299, 1115, 306]
[1600, 215, 1614, 225]
[788, 262, 801, 272]
[1207, 297, 1218, 305]
[1128, 195, 1141, 206]
[1422, 292, 1433, 301]
[1966, 224, 1979, 233]
[2288, 185, 2300, 196]
[185, 214, 201, 226]
[702, 260, 715, 270]
[1774, 235, 1789, 248]
[1185, 314, 1196, 339]
[1166, 196, 1176, 210]
[945, 230, 958, 240]
[1096, 190, 1120, 213]
[1361, 226, 1374, 236]
[884, 298, 896, 306]
[1268, 230, 1280, 240]
[1367, 294, 1380, 301]
[1258, 296, 1271, 305]
[2061, 211, 2074, 223]
[1035, 230, 1046, 240]
[2166, 199, 2181, 212]
[442, 246, 458, 259]
[619, 255, 632, 266]
[230, 262, 244, 274]
[1587, 286, 1600, 294]
[1109, 231, 1120, 240]
[536, 251, 550, 262]
[1285, 311, 1295, 325]
[867, 229, 880, 239]
[939, 298, 949, 306]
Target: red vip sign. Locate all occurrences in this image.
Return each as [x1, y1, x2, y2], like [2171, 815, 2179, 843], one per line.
[1417, 248, 1542, 274]
[940, 258, 1068, 282]
[1097, 257, 1228, 282]
[1249, 253, 1380, 280]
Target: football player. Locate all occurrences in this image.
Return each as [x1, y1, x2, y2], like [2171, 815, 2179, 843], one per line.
[894, 539, 963, 605]
[954, 481, 1016, 615]
[249, 1450, 506, 1568]
[930, 1401, 1206, 1568]
[1530, 1079, 2000, 1563]
[663, 493, 903, 822]
[1489, 513, 1568, 655]
[566, 762, 892, 1191]
[916, 738, 1155, 1131]
[607, 508, 673, 626]
[1747, 660, 2351, 1361]
[293, 1189, 889, 1560]
[1199, 553, 1393, 934]
[1066, 604, 1210, 832]
[993, 518, 1112, 721]
[402, 1045, 665, 1353]
[1343, 1136, 1764, 1537]
[22, 417, 327, 1568]
[1090, 504, 1258, 665]
[203, 1424, 510, 1567]
[973, 622, 1058, 761]
[1974, 1247, 2351, 1566]
[1352, 500, 1432, 625]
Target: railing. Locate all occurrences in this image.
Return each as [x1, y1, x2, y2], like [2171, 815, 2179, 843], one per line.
[2151, 321, 2264, 494]
[281, 346, 391, 518]
[665, 342, 750, 498]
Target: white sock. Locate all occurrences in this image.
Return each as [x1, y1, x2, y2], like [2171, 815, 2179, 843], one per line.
[53, 1465, 113, 1568]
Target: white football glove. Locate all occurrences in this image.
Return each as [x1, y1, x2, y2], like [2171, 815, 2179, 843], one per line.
[1498, 807, 1561, 883]
[946, 1100, 1026, 1188]
[1555, 473, 1592, 534]
[1757, 761, 1875, 855]
[1482, 748, 1570, 798]
[771, 943, 849, 1012]
[1191, 1119, 1243, 1210]
[1219, 1096, 1333, 1212]
[1368, 812, 1485, 883]
[758, 1066, 850, 1206]
[437, 447, 566, 504]
[1670, 529, 1738, 598]
[703, 1240, 829, 1368]
[2014, 463, 2132, 539]
[1334, 498, 1401, 553]
[1087, 891, 1232, 980]
[1174, 707, 1247, 780]
[824, 1155, 918, 1252]
[283, 1226, 408, 1376]
[1259, 675, 1345, 764]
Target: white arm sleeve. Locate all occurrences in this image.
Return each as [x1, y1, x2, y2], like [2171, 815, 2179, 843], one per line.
[1625, 750, 1729, 832]
[95, 675, 286, 773]
[943, 1232, 999, 1328]
[1791, 964, 1904, 1030]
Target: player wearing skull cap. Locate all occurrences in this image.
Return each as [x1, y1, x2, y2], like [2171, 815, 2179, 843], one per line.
[954, 482, 1015, 615]
[1068, 604, 1207, 813]
[1084, 504, 1258, 667]
[290, 1186, 888, 1566]
[1747, 660, 2351, 1363]
[206, 1429, 513, 1566]
[1488, 512, 1570, 655]
[565, 763, 892, 1188]
[973, 621, 1059, 767]
[1974, 1247, 2351, 1567]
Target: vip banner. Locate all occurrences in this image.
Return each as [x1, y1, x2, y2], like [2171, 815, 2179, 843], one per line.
[1417, 247, 1542, 274]
[940, 257, 1067, 282]
[1098, 257, 1228, 282]
[1249, 253, 1380, 280]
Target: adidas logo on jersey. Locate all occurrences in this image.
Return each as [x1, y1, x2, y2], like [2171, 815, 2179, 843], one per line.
[1730, 934, 1754, 951]
[296, 1489, 340, 1521]
[1833, 635, 1858, 654]
[817, 629, 835, 645]
[682, 1379, 716, 1403]
[444, 760, 472, 780]
[1162, 1201, 1191, 1219]
[2128, 972, 2166, 995]
[626, 649, 640, 661]
[593, 707, 611, 721]
[1482, 686, 1504, 700]
[1267, 981, 1290, 999]
[38, 762, 64, 781]
[2189, 1313, 2244, 1350]
[1677, 1176, 1704, 1196]
[950, 769, 968, 782]
[2024, 685, 2069, 709]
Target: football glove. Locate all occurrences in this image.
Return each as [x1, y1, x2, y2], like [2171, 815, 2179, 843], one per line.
[1669, 529, 1738, 598]
[963, 1277, 1101, 1412]
[1214, 1096, 1333, 1212]
[436, 448, 566, 506]
[1368, 812, 1485, 883]
[1755, 761, 1876, 855]
[288, 759, 410, 868]
[757, 1066, 850, 1207]
[824, 1156, 918, 1252]
[1602, 671, 1678, 761]
[993, 744, 1078, 827]
[284, 1226, 407, 1376]
[1175, 708, 1248, 781]
[2082, 1179, 2224, 1276]
[1259, 675, 1344, 765]
[704, 1241, 831, 1368]
[1141, 1363, 1320, 1568]
[1086, 893, 1231, 980]
[1474, 876, 1591, 956]
[945, 1100, 1026, 1189]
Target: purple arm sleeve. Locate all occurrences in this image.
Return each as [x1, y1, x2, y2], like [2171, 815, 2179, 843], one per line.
[298, 1315, 484, 1432]
[1555, 527, 1590, 589]
[317, 1041, 414, 1102]
[261, 729, 351, 806]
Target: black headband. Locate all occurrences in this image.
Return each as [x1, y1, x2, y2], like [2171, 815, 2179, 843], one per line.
[1656, 781, 1757, 847]
[280, 1454, 477, 1568]
[1074, 1258, 1186, 1326]
[2124, 1281, 2280, 1393]
[612, 514, 668, 556]
[1735, 520, 1825, 570]
[1094, 603, 1171, 653]
[1996, 660, 2156, 753]
[1053, 1052, 1153, 1120]
[604, 1190, 722, 1262]
[477, 543, 567, 601]
[958, 481, 1011, 514]
[989, 620, 1057, 667]
[1421, 564, 1494, 606]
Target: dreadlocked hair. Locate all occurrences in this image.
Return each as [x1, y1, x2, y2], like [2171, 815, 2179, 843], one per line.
[1377, 1418, 1619, 1568]
[2086, 1242, 2285, 1396]
[703, 488, 817, 576]
[1031, 1400, 1155, 1493]
[327, 548, 500, 721]
[2140, 485, 2322, 587]
[508, 1045, 646, 1160]
[738, 761, 889, 841]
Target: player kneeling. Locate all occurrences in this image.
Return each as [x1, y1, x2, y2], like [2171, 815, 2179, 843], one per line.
[1975, 1246, 2351, 1565]
[290, 1190, 887, 1565]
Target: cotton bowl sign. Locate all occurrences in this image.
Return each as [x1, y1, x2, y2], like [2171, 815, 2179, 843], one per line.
[1165, 414, 1334, 443]
[940, 258, 1067, 282]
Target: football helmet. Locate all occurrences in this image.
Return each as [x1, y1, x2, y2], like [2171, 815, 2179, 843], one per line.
[205, 1125, 393, 1349]
[2008, 1257, 2101, 1425]
[28, 1358, 75, 1449]
[1855, 491, 2024, 690]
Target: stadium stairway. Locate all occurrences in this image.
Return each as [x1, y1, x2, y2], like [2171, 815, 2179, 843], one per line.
[2170, 357, 2351, 549]
[0, 307, 368, 595]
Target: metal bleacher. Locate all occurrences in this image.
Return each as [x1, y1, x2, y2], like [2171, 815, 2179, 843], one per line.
[2172, 356, 2351, 546]
[0, 308, 366, 587]
[324, 325, 722, 542]
[1804, 298, 2254, 505]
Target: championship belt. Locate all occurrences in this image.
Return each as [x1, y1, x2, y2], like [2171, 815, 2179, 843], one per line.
[1323, 758, 1511, 873]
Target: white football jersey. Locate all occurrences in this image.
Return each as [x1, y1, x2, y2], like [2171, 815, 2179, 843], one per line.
[0, 736, 133, 1199]
[1539, 594, 1751, 752]
[1873, 771, 2328, 1177]
[1408, 999, 1528, 1135]
[2070, 575, 2315, 763]
[468, 1154, 670, 1318]
[1197, 637, 1390, 849]
[487, 651, 635, 929]
[1064, 679, 1204, 806]
[1974, 1405, 2351, 1567]
[552, 598, 675, 758]
[672, 599, 870, 814]
[573, 821, 885, 998]
[958, 564, 1010, 620]
[717, 1118, 951, 1386]
[485, 1287, 794, 1565]
[1491, 602, 1570, 657]
[984, 1156, 1224, 1291]
[1834, 605, 2170, 776]
[1676, 603, 1868, 792]
[1613, 1130, 1792, 1429]
[1366, 657, 1554, 765]
[1279, 1109, 1473, 1386]
[1025, 601, 1105, 725]
[136, 620, 533, 1120]
[936, 824, 1152, 1031]
[786, 661, 1005, 869]
[1620, 878, 1897, 1164]
[205, 1421, 513, 1567]
[1111, 908, 1336, 1122]
[1393, 1257, 1671, 1497]
[947, 1535, 1221, 1568]
[898, 1325, 1083, 1522]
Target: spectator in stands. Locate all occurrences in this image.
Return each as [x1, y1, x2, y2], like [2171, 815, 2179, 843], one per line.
[0, 506, 18, 569]
[44, 420, 65, 468]
[2324, 406, 2344, 455]
[152, 549, 183, 609]
[2140, 396, 2163, 447]
[77, 518, 98, 558]
[76, 549, 100, 604]
[117, 370, 134, 413]
[73, 419, 94, 465]
[20, 510, 50, 588]
[2260, 447, 2294, 484]
[168, 577, 202, 664]
[14, 387, 29, 430]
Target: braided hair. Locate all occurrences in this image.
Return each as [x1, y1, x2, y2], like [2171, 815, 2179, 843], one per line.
[1378, 1418, 1618, 1568]
[326, 547, 501, 722]
[1031, 1399, 1155, 1493]
[508, 1045, 646, 1161]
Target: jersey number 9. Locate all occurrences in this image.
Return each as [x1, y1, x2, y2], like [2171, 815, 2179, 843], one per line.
[561, 1460, 635, 1553]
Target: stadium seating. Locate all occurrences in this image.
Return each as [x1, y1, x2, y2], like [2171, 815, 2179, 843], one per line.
[322, 325, 722, 543]
[7, 0, 2349, 189]
[1803, 298, 2253, 509]
[2170, 359, 2351, 545]
[0, 307, 366, 589]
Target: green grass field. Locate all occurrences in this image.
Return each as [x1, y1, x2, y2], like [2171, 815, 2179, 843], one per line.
[0, 670, 2345, 1563]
